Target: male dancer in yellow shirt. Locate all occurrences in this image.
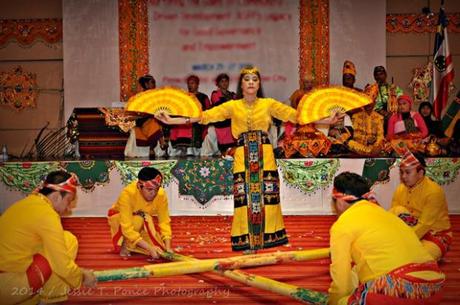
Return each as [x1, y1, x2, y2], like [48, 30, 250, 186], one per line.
[390, 150, 452, 260]
[0, 170, 97, 305]
[108, 167, 172, 258]
[329, 172, 444, 305]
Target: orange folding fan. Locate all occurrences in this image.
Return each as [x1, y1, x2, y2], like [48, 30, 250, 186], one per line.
[297, 86, 372, 124]
[125, 87, 202, 117]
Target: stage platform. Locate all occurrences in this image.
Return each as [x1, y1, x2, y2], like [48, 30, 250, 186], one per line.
[1, 159, 460, 304]
[1, 157, 460, 216]
[63, 215, 460, 304]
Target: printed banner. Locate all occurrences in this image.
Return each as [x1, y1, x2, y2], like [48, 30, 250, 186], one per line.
[148, 0, 299, 102]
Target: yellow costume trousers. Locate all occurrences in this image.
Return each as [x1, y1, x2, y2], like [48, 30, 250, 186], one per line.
[108, 213, 165, 255]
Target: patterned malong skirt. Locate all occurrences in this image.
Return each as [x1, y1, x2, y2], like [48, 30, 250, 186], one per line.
[230, 130, 288, 251]
[348, 261, 444, 305]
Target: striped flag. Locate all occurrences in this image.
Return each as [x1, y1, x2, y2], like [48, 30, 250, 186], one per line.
[431, 4, 455, 119]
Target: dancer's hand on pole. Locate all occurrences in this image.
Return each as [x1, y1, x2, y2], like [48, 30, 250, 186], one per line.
[164, 239, 173, 253]
[82, 268, 97, 287]
[149, 245, 166, 259]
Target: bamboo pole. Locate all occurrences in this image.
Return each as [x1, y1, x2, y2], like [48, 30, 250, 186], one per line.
[162, 250, 329, 304]
[95, 248, 329, 280]
[163, 249, 330, 304]
[95, 248, 330, 304]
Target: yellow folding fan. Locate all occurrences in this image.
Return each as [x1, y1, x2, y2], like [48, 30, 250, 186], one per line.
[125, 87, 202, 117]
[297, 86, 372, 125]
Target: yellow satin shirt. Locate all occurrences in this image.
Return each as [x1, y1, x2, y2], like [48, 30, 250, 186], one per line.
[0, 193, 82, 288]
[200, 98, 297, 139]
[390, 176, 451, 238]
[110, 181, 172, 245]
[329, 200, 443, 305]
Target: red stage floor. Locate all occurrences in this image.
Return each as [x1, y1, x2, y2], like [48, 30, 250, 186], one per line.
[62, 215, 460, 304]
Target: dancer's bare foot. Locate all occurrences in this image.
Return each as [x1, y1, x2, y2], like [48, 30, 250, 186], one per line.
[119, 242, 131, 257]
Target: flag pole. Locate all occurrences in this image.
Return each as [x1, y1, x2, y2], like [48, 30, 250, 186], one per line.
[430, 0, 455, 119]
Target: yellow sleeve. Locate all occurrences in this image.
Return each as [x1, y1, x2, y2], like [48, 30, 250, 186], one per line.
[412, 189, 447, 238]
[155, 189, 172, 241]
[117, 188, 142, 245]
[37, 210, 82, 288]
[388, 185, 403, 214]
[268, 99, 297, 123]
[328, 222, 354, 305]
[200, 101, 233, 125]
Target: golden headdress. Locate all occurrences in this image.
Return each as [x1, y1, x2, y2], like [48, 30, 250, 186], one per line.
[343, 60, 356, 76]
[364, 84, 379, 102]
[240, 66, 259, 75]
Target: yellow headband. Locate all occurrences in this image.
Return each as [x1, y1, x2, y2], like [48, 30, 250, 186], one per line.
[240, 66, 259, 75]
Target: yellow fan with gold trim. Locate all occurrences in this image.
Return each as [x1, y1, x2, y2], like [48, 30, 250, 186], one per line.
[125, 87, 202, 117]
[297, 86, 372, 124]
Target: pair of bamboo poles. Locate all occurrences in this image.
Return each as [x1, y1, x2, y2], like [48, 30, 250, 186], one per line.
[94, 247, 330, 304]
